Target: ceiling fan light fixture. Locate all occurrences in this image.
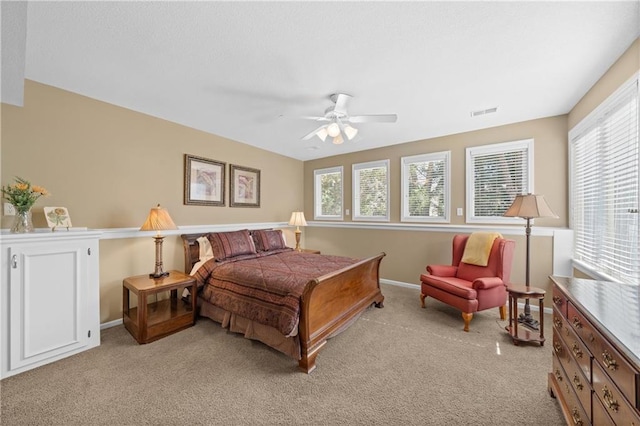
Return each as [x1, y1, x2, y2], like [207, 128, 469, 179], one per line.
[332, 134, 344, 145]
[315, 127, 328, 142]
[344, 125, 358, 140]
[327, 122, 340, 137]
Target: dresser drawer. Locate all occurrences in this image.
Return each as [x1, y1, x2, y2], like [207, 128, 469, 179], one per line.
[554, 328, 592, 421]
[567, 302, 598, 352]
[553, 306, 568, 337]
[552, 353, 591, 426]
[592, 396, 616, 426]
[592, 361, 640, 425]
[593, 333, 638, 407]
[553, 328, 573, 369]
[552, 286, 568, 318]
[560, 313, 592, 381]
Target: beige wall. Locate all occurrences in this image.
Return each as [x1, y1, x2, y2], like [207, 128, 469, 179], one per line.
[304, 116, 567, 303]
[1, 80, 303, 322]
[569, 37, 640, 130]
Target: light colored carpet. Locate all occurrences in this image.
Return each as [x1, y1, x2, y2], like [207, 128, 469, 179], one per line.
[0, 284, 564, 425]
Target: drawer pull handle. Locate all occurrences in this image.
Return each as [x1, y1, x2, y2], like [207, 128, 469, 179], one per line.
[554, 369, 563, 382]
[572, 374, 583, 390]
[572, 317, 582, 329]
[553, 296, 562, 305]
[11, 254, 17, 268]
[553, 342, 562, 355]
[571, 408, 583, 426]
[602, 386, 619, 412]
[588, 333, 595, 343]
[571, 343, 583, 358]
[553, 317, 562, 328]
[602, 350, 618, 371]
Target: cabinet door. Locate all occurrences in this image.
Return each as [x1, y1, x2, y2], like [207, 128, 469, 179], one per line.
[8, 241, 89, 370]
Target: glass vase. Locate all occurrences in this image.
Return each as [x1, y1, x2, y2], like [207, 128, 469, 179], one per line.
[11, 208, 34, 233]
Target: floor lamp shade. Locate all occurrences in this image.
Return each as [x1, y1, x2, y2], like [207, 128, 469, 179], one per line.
[503, 194, 557, 329]
[288, 211, 307, 251]
[140, 204, 178, 278]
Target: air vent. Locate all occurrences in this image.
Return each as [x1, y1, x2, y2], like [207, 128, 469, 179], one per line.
[470, 107, 498, 117]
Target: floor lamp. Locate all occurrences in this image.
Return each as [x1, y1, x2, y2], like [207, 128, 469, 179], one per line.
[504, 194, 557, 330]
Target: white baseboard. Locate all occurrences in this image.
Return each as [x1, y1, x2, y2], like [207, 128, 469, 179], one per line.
[100, 318, 123, 330]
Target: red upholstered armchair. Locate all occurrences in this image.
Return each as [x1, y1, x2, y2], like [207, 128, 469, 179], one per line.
[419, 234, 515, 332]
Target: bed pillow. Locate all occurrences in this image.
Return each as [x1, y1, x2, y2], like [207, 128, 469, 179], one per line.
[252, 229, 287, 252]
[197, 236, 214, 261]
[207, 229, 257, 261]
[189, 236, 215, 276]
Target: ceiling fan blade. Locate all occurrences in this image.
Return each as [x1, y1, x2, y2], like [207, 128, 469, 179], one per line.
[300, 116, 330, 121]
[348, 114, 398, 123]
[301, 124, 328, 141]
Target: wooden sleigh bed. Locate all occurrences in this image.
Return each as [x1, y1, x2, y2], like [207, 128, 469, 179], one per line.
[181, 230, 385, 373]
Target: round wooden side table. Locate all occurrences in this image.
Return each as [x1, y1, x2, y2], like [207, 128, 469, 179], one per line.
[505, 284, 546, 346]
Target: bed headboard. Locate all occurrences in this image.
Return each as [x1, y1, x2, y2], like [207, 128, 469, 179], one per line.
[181, 233, 207, 274]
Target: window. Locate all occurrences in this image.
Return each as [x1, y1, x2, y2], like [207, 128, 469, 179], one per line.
[353, 159, 389, 221]
[466, 139, 533, 223]
[401, 151, 450, 222]
[570, 73, 639, 285]
[314, 166, 343, 220]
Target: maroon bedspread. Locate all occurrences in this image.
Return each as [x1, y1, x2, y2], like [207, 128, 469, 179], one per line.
[194, 250, 358, 336]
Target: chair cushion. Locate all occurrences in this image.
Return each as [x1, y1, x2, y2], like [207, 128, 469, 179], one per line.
[420, 274, 478, 300]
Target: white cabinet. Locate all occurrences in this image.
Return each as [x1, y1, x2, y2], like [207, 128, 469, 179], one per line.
[1, 231, 101, 379]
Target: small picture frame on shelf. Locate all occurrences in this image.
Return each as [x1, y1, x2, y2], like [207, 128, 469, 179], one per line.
[44, 207, 72, 231]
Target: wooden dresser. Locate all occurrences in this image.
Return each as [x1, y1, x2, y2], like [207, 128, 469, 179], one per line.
[548, 276, 640, 425]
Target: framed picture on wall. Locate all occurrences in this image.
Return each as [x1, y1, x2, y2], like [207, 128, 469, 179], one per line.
[230, 164, 260, 208]
[184, 154, 226, 206]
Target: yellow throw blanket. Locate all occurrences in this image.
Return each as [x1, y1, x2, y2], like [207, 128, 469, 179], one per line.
[461, 232, 502, 266]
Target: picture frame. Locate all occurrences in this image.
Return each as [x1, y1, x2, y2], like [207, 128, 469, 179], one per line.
[230, 164, 260, 208]
[184, 154, 226, 206]
[44, 206, 72, 231]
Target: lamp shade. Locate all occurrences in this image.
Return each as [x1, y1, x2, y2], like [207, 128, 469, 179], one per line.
[503, 194, 558, 219]
[344, 125, 358, 140]
[140, 204, 178, 232]
[288, 211, 307, 227]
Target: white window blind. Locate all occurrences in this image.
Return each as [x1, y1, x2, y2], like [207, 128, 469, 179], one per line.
[353, 159, 389, 221]
[314, 166, 343, 220]
[401, 151, 450, 222]
[466, 139, 533, 223]
[570, 73, 639, 285]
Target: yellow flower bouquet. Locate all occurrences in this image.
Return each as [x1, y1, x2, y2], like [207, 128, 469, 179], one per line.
[1, 177, 49, 214]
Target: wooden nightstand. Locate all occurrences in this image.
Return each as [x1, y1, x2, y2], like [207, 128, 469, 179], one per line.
[123, 270, 197, 344]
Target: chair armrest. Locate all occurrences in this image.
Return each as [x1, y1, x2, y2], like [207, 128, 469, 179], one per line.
[427, 265, 458, 277]
[472, 277, 505, 290]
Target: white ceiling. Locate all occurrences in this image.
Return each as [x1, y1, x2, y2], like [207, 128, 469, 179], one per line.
[3, 1, 640, 161]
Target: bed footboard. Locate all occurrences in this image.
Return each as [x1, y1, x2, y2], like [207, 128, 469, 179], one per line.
[298, 252, 385, 373]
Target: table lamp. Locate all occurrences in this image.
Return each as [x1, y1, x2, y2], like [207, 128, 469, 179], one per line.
[140, 204, 178, 278]
[504, 193, 557, 330]
[288, 211, 307, 251]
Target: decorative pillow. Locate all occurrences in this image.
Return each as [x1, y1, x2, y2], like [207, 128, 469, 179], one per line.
[207, 229, 257, 261]
[252, 229, 287, 252]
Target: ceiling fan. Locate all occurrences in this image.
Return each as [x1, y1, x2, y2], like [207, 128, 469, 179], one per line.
[300, 93, 397, 145]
